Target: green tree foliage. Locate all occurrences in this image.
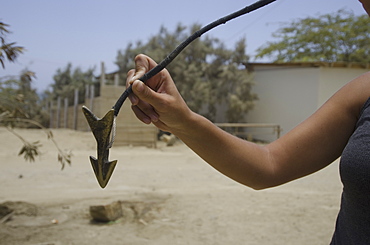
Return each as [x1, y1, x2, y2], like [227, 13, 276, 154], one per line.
[255, 10, 370, 63]
[0, 71, 71, 169]
[49, 63, 96, 105]
[0, 22, 24, 68]
[0, 70, 45, 125]
[116, 24, 257, 122]
[0, 21, 71, 168]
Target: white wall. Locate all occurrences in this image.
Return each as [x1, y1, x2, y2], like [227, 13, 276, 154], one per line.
[246, 65, 369, 142]
[246, 66, 319, 141]
[318, 67, 367, 106]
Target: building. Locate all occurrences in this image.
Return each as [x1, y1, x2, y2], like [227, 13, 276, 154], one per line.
[245, 62, 370, 141]
[49, 62, 158, 148]
[50, 61, 369, 144]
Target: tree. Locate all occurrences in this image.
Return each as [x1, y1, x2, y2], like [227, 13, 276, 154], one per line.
[49, 63, 96, 105]
[255, 10, 370, 63]
[0, 22, 24, 68]
[0, 70, 44, 125]
[0, 21, 71, 169]
[116, 24, 257, 122]
[0, 71, 71, 169]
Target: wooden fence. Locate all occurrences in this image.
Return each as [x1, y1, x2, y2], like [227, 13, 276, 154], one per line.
[49, 82, 158, 148]
[215, 123, 281, 142]
[48, 62, 281, 146]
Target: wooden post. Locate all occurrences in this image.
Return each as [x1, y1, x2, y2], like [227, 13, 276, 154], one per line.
[56, 96, 61, 128]
[100, 62, 106, 87]
[276, 125, 281, 139]
[64, 97, 68, 128]
[85, 84, 89, 103]
[114, 73, 119, 86]
[84, 85, 89, 129]
[89, 85, 94, 111]
[49, 100, 53, 128]
[73, 88, 79, 130]
[44, 100, 49, 111]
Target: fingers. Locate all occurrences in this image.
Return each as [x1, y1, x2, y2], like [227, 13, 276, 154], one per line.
[125, 54, 161, 125]
[126, 54, 159, 105]
[132, 80, 155, 105]
[134, 54, 159, 74]
[126, 69, 139, 105]
[131, 104, 153, 124]
[129, 54, 159, 85]
[125, 53, 189, 132]
[131, 97, 169, 132]
[127, 77, 162, 125]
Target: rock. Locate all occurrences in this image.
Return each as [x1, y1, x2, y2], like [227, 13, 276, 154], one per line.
[160, 134, 177, 146]
[0, 201, 37, 224]
[0, 205, 13, 223]
[89, 201, 122, 222]
[0, 204, 13, 219]
[0, 201, 37, 216]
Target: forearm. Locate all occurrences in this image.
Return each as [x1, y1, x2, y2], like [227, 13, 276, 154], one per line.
[171, 112, 274, 190]
[128, 56, 370, 191]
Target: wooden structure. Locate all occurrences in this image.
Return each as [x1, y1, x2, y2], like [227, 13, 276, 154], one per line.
[215, 123, 281, 142]
[53, 61, 370, 145]
[49, 62, 158, 148]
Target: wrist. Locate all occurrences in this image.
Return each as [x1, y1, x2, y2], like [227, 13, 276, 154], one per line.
[171, 111, 209, 139]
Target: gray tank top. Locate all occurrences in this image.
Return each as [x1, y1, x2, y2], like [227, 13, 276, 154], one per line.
[330, 98, 370, 244]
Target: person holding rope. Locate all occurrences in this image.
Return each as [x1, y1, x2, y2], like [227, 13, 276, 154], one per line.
[126, 0, 370, 243]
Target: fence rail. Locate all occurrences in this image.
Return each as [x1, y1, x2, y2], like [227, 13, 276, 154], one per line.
[215, 123, 281, 141]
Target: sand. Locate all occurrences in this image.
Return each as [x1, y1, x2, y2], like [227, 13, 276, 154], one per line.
[0, 127, 343, 245]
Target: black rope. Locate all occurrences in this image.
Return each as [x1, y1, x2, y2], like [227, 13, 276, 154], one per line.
[113, 0, 276, 116]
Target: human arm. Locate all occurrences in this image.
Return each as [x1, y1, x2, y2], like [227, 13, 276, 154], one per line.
[127, 54, 370, 189]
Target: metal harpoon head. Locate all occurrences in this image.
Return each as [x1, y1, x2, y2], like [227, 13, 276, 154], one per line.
[82, 106, 118, 188]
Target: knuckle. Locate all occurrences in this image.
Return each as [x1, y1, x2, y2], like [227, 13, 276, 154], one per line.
[126, 70, 135, 84]
[141, 86, 152, 100]
[134, 54, 145, 60]
[127, 69, 135, 76]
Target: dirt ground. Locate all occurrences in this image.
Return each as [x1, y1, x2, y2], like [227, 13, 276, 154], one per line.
[0, 127, 343, 245]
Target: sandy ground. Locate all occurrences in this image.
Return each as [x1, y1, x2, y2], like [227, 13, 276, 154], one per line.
[0, 127, 343, 245]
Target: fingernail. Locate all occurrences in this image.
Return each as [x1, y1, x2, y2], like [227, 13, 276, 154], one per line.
[150, 114, 158, 122]
[143, 117, 151, 124]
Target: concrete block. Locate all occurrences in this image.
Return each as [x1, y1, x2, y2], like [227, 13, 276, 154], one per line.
[89, 201, 122, 222]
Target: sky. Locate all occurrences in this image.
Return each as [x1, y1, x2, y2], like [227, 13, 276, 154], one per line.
[1, 0, 367, 92]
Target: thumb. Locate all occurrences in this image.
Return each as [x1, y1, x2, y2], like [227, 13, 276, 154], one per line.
[132, 80, 158, 105]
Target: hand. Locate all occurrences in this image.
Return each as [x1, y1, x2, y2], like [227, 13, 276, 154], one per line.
[126, 54, 193, 133]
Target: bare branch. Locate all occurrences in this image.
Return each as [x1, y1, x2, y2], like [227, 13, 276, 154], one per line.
[2, 118, 72, 169]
